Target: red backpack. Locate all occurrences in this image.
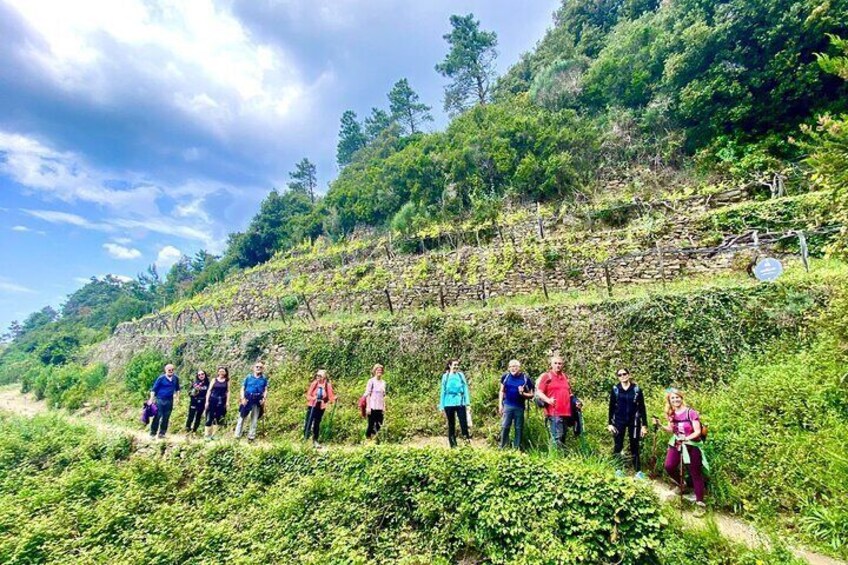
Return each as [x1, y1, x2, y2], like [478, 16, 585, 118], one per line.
[358, 395, 367, 418]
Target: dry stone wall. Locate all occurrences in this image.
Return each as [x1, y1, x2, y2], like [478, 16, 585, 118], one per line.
[114, 188, 760, 337]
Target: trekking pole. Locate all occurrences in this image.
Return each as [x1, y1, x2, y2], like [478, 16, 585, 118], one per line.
[303, 404, 315, 441]
[678, 441, 685, 511]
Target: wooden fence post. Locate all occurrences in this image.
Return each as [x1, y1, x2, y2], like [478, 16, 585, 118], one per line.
[603, 263, 613, 298]
[384, 288, 394, 315]
[190, 305, 208, 331]
[439, 283, 446, 311]
[797, 231, 810, 272]
[537, 202, 545, 240]
[300, 293, 316, 322]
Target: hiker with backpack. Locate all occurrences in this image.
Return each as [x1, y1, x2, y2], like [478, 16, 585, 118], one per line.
[234, 362, 269, 441]
[535, 356, 575, 450]
[654, 388, 708, 507]
[305, 369, 336, 448]
[185, 369, 210, 434]
[607, 368, 648, 478]
[363, 364, 387, 440]
[498, 359, 534, 450]
[438, 359, 471, 448]
[204, 366, 230, 440]
[148, 363, 180, 439]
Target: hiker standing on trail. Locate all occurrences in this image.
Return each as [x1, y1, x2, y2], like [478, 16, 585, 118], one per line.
[654, 388, 707, 507]
[148, 364, 180, 439]
[364, 364, 387, 440]
[204, 366, 230, 440]
[498, 359, 534, 450]
[235, 362, 269, 442]
[305, 369, 336, 448]
[607, 368, 648, 478]
[438, 359, 471, 448]
[185, 370, 210, 434]
[535, 356, 573, 450]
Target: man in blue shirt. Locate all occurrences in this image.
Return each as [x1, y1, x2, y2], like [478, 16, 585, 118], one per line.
[148, 364, 180, 439]
[498, 359, 535, 449]
[235, 361, 269, 441]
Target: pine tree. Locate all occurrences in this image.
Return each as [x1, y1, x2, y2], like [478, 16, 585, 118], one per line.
[388, 78, 433, 135]
[288, 158, 318, 203]
[336, 110, 367, 166]
[364, 108, 394, 141]
[435, 14, 498, 116]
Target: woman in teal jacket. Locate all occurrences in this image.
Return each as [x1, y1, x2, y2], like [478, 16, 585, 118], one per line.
[439, 359, 471, 447]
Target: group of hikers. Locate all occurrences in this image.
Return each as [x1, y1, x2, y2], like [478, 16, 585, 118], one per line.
[144, 355, 707, 506]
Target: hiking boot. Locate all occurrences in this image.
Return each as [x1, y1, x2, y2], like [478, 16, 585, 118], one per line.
[158, 435, 166, 439]
[615, 469, 625, 478]
[684, 494, 697, 502]
[313, 441, 323, 449]
[634, 471, 647, 480]
[247, 437, 256, 443]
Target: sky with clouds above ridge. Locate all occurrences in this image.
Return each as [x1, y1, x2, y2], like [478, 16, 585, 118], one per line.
[0, 0, 558, 331]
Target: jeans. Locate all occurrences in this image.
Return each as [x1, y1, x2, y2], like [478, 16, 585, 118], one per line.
[235, 404, 261, 440]
[185, 400, 204, 432]
[665, 444, 706, 502]
[150, 398, 173, 437]
[612, 423, 642, 471]
[304, 405, 326, 441]
[546, 415, 566, 449]
[366, 409, 384, 438]
[444, 405, 470, 448]
[499, 406, 524, 449]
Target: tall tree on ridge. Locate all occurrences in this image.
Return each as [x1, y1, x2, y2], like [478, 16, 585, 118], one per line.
[435, 13, 498, 116]
[337, 110, 367, 167]
[288, 158, 318, 204]
[364, 107, 394, 141]
[388, 78, 433, 134]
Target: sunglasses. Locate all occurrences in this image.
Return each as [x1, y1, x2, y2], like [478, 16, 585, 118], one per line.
[616, 371, 629, 377]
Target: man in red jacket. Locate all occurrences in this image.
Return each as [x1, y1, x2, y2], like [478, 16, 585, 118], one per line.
[536, 355, 573, 449]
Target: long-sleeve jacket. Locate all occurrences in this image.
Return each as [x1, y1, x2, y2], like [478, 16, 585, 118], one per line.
[439, 372, 470, 410]
[608, 382, 648, 429]
[306, 379, 336, 408]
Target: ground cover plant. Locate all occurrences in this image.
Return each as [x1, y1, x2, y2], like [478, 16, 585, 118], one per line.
[0, 414, 812, 564]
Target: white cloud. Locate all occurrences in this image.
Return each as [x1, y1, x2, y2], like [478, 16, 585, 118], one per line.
[0, 280, 35, 294]
[6, 0, 312, 134]
[22, 209, 111, 231]
[0, 132, 161, 214]
[10, 225, 46, 235]
[155, 245, 183, 271]
[112, 237, 133, 245]
[74, 274, 134, 285]
[103, 242, 142, 260]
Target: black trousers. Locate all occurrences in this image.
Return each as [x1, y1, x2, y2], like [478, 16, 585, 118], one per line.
[613, 423, 642, 472]
[366, 410, 384, 438]
[150, 398, 173, 437]
[444, 405, 470, 448]
[305, 405, 325, 441]
[205, 397, 226, 426]
[186, 400, 204, 432]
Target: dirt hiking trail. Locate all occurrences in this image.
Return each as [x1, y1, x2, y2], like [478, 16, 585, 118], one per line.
[0, 386, 842, 565]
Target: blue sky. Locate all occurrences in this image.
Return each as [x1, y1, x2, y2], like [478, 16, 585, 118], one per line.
[0, 0, 558, 331]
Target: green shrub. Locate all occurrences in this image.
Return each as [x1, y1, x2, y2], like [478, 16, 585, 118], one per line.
[0, 415, 665, 564]
[123, 350, 168, 398]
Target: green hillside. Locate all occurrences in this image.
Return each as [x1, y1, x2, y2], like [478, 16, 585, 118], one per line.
[2, 1, 848, 562]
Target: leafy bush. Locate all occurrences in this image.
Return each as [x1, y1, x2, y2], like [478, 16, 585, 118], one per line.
[0, 415, 666, 564]
[123, 350, 168, 398]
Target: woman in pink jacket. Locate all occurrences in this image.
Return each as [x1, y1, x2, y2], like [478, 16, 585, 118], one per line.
[304, 369, 336, 448]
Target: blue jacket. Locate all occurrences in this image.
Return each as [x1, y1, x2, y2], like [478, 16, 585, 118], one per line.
[151, 374, 180, 401]
[439, 372, 470, 410]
